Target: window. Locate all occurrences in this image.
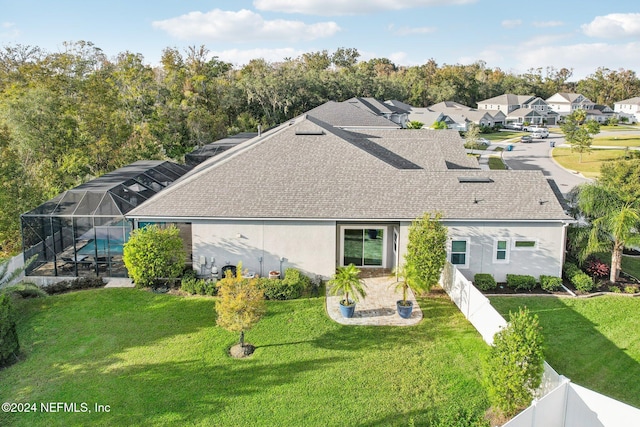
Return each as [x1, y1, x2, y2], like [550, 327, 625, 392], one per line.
[341, 227, 386, 267]
[450, 239, 469, 268]
[513, 239, 537, 250]
[494, 239, 509, 263]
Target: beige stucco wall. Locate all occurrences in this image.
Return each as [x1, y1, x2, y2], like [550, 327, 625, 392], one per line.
[445, 221, 567, 283]
[191, 220, 336, 279]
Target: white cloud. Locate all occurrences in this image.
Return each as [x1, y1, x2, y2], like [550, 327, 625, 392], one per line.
[211, 47, 306, 66]
[254, 0, 476, 16]
[520, 33, 571, 48]
[0, 22, 19, 39]
[582, 13, 640, 38]
[532, 20, 563, 28]
[514, 41, 640, 80]
[152, 9, 340, 42]
[388, 24, 436, 36]
[501, 19, 522, 29]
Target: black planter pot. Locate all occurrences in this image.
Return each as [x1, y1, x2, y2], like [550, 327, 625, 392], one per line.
[396, 300, 414, 319]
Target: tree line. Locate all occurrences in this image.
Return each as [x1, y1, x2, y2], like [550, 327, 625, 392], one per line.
[1, 41, 639, 255]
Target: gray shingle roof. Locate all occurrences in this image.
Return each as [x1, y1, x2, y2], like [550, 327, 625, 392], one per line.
[477, 94, 535, 106]
[306, 101, 400, 128]
[615, 96, 640, 105]
[128, 115, 570, 222]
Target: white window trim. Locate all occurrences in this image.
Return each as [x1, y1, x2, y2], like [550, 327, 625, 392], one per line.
[449, 237, 470, 269]
[511, 239, 538, 250]
[493, 238, 510, 264]
[339, 226, 388, 268]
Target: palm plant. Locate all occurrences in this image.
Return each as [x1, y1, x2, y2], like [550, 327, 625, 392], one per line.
[328, 264, 366, 306]
[393, 264, 412, 307]
[576, 183, 640, 282]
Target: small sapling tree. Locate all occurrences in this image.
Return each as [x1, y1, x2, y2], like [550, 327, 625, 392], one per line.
[215, 263, 266, 357]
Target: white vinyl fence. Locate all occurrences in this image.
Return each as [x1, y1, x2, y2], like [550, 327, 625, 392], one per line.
[0, 253, 25, 287]
[439, 262, 640, 427]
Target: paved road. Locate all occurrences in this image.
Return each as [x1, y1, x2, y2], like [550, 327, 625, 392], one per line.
[499, 131, 591, 197]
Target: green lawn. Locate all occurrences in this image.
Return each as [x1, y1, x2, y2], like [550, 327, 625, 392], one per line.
[488, 156, 507, 170]
[483, 131, 527, 142]
[599, 125, 640, 132]
[0, 289, 490, 427]
[490, 296, 640, 408]
[592, 135, 640, 147]
[551, 147, 627, 178]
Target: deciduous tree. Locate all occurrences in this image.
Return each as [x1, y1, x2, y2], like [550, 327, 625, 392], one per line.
[215, 263, 265, 354]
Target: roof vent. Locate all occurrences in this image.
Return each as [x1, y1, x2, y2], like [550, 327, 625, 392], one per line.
[457, 177, 494, 183]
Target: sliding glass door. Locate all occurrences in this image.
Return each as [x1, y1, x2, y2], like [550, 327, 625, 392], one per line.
[342, 227, 385, 267]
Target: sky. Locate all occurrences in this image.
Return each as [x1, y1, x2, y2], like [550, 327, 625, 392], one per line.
[1, 0, 639, 81]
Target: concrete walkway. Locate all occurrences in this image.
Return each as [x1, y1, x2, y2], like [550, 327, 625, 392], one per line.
[326, 275, 423, 326]
[104, 277, 135, 288]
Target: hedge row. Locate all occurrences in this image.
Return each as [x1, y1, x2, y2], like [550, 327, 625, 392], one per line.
[473, 273, 563, 292]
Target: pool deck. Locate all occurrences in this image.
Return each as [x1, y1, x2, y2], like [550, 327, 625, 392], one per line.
[326, 274, 423, 326]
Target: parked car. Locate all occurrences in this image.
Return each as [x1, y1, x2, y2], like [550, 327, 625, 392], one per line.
[477, 137, 490, 146]
[521, 135, 533, 143]
[525, 126, 549, 138]
[508, 123, 523, 130]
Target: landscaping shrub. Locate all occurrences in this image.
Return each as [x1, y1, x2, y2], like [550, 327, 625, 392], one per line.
[539, 275, 563, 292]
[258, 268, 310, 300]
[123, 224, 186, 288]
[0, 282, 47, 299]
[43, 277, 105, 295]
[0, 293, 19, 366]
[585, 258, 610, 279]
[608, 285, 621, 293]
[181, 276, 217, 296]
[486, 307, 544, 417]
[624, 285, 639, 294]
[563, 262, 581, 281]
[506, 274, 536, 291]
[571, 272, 594, 293]
[474, 273, 497, 291]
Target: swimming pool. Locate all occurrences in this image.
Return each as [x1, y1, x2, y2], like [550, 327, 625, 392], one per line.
[77, 239, 124, 256]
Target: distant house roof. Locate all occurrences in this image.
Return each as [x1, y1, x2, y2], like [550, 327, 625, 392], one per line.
[477, 94, 535, 106]
[128, 115, 570, 222]
[593, 105, 614, 113]
[428, 102, 496, 123]
[306, 101, 400, 129]
[615, 96, 640, 105]
[507, 108, 545, 119]
[185, 132, 258, 167]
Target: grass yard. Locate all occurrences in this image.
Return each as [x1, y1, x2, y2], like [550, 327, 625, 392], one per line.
[483, 131, 526, 142]
[490, 296, 640, 408]
[0, 289, 491, 427]
[592, 134, 640, 147]
[488, 156, 507, 170]
[551, 147, 627, 178]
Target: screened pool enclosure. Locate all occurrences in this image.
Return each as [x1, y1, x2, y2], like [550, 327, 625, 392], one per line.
[21, 160, 191, 278]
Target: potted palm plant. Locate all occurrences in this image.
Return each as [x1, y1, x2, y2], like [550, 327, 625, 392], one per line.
[394, 264, 414, 319]
[328, 264, 367, 318]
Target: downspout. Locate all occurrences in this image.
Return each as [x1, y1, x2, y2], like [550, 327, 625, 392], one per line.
[560, 221, 570, 277]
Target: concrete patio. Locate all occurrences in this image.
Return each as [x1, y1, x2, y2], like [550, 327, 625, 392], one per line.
[326, 274, 423, 326]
